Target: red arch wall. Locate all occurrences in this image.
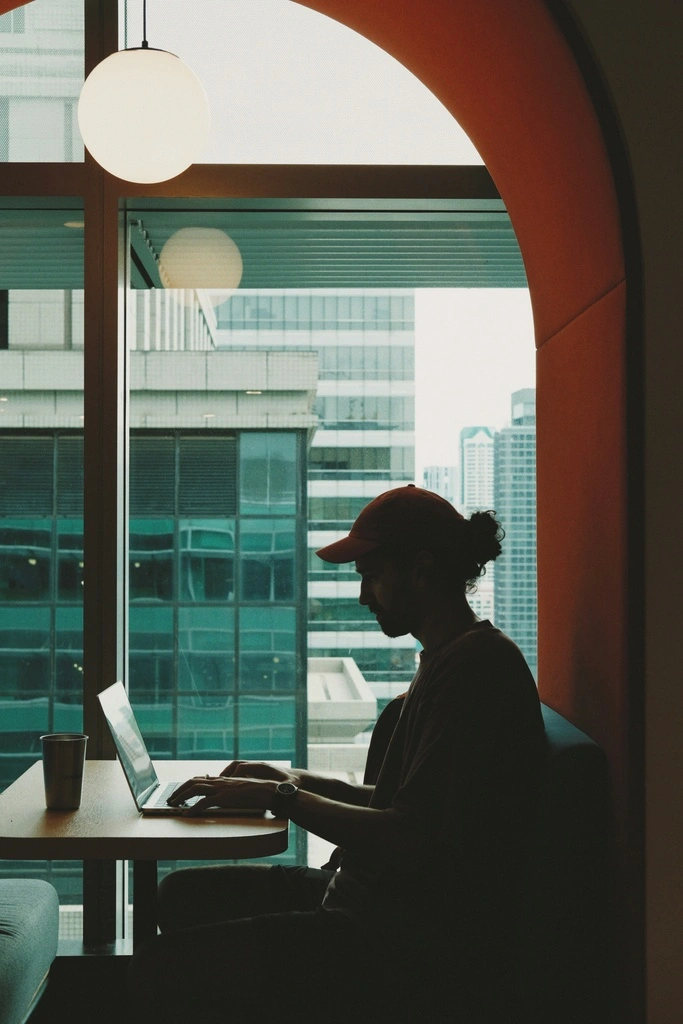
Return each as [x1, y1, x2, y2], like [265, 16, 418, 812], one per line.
[298, 0, 636, 1007]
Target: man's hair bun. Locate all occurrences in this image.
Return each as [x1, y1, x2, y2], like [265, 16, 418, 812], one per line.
[467, 510, 505, 568]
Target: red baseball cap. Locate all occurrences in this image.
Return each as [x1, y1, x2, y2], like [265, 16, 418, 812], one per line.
[315, 484, 464, 563]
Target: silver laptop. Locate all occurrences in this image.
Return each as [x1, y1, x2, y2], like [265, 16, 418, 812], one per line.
[97, 681, 264, 817]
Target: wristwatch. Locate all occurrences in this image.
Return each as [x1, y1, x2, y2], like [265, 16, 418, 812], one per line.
[271, 781, 299, 818]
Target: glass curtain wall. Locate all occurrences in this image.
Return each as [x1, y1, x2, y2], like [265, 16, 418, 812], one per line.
[0, 0, 534, 949]
[0, 207, 85, 920]
[0, 0, 84, 162]
[0, 0, 85, 938]
[125, 246, 312, 871]
[127, 430, 305, 765]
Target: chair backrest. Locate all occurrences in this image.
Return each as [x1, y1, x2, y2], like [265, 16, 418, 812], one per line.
[516, 704, 611, 1024]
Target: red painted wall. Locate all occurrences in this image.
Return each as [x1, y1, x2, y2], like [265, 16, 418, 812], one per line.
[297, 0, 628, 760]
[298, 0, 635, 1010]
[0, 1, 32, 15]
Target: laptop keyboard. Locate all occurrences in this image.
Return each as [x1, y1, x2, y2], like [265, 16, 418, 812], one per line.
[146, 781, 180, 807]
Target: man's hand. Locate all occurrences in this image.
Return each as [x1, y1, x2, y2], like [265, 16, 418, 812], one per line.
[167, 774, 276, 815]
[220, 760, 302, 787]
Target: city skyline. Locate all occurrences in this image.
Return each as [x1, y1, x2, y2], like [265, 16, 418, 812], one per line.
[414, 288, 536, 479]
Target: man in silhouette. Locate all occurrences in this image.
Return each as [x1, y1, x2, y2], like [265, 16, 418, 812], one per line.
[130, 486, 544, 1023]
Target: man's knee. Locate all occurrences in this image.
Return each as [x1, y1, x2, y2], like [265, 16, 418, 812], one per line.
[156, 866, 200, 932]
[157, 863, 274, 932]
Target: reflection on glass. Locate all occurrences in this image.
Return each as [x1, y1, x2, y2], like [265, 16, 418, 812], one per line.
[240, 519, 295, 601]
[55, 605, 83, 707]
[239, 606, 296, 692]
[126, 425, 302, 768]
[0, 606, 50, 695]
[177, 696, 234, 758]
[178, 606, 235, 692]
[129, 605, 174, 699]
[0, 202, 85, 916]
[238, 696, 296, 759]
[309, 597, 367, 626]
[0, 692, 48, 790]
[57, 519, 84, 600]
[180, 519, 234, 601]
[129, 519, 174, 601]
[239, 434, 296, 514]
[0, 520, 50, 600]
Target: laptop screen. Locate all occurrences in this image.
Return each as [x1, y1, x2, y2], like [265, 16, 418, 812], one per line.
[97, 681, 158, 806]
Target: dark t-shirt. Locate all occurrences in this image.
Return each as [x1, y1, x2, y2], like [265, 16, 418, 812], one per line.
[322, 620, 545, 961]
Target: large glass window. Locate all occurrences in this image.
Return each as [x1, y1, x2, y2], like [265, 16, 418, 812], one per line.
[178, 606, 234, 696]
[0, 201, 84, 924]
[239, 606, 297, 693]
[240, 519, 295, 602]
[180, 519, 235, 602]
[0, 0, 84, 162]
[240, 434, 297, 515]
[0, 0, 544, 956]
[126, 427, 304, 766]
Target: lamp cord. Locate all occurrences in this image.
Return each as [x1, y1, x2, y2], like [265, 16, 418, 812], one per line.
[142, 0, 148, 49]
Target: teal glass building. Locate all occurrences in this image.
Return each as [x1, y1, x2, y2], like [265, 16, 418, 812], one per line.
[0, 426, 310, 897]
[216, 289, 418, 712]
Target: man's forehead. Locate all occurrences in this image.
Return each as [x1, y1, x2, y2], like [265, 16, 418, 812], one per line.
[355, 549, 388, 574]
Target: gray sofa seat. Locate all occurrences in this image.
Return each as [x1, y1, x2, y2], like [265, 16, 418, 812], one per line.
[516, 704, 611, 1024]
[0, 880, 59, 1024]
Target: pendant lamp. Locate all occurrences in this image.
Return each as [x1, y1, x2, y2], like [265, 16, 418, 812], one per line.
[77, 0, 210, 183]
[159, 227, 244, 305]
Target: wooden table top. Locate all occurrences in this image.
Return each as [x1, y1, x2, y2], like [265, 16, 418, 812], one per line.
[0, 760, 289, 862]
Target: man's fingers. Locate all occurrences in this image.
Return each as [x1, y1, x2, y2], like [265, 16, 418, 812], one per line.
[167, 776, 212, 805]
[182, 794, 215, 816]
[221, 761, 268, 779]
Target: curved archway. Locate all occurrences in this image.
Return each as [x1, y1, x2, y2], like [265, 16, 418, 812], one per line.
[296, 0, 638, 1014]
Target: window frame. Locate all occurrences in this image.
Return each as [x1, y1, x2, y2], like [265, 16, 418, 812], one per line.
[0, 0, 503, 947]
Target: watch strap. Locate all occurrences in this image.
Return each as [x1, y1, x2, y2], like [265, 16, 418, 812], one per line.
[271, 782, 298, 818]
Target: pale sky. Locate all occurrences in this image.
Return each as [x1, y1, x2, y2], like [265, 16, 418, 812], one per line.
[123, 0, 482, 164]
[123, 1, 534, 475]
[415, 290, 536, 477]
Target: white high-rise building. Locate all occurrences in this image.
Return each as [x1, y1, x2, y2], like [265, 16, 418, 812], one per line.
[459, 426, 495, 621]
[493, 389, 537, 678]
[215, 288, 417, 705]
[423, 465, 459, 506]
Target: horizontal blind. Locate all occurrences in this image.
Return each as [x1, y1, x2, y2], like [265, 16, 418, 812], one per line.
[57, 436, 83, 515]
[0, 436, 53, 515]
[130, 436, 175, 515]
[179, 437, 237, 516]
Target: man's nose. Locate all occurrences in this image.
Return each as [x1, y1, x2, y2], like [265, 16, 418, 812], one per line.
[358, 580, 369, 606]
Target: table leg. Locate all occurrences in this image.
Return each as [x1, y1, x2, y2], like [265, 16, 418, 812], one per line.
[133, 860, 158, 949]
[83, 860, 126, 949]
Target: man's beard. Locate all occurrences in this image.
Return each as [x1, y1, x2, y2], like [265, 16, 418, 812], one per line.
[373, 609, 411, 638]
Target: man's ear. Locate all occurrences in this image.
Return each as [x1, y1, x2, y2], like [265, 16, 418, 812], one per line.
[413, 549, 435, 581]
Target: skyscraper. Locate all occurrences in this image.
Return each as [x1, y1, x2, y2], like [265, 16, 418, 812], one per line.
[493, 389, 537, 678]
[422, 465, 459, 505]
[460, 426, 495, 512]
[0, 0, 83, 163]
[216, 288, 417, 708]
[0, 261, 319, 897]
[460, 426, 496, 621]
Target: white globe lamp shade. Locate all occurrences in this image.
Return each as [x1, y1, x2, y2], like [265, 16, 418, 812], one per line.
[159, 228, 244, 300]
[78, 48, 210, 183]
